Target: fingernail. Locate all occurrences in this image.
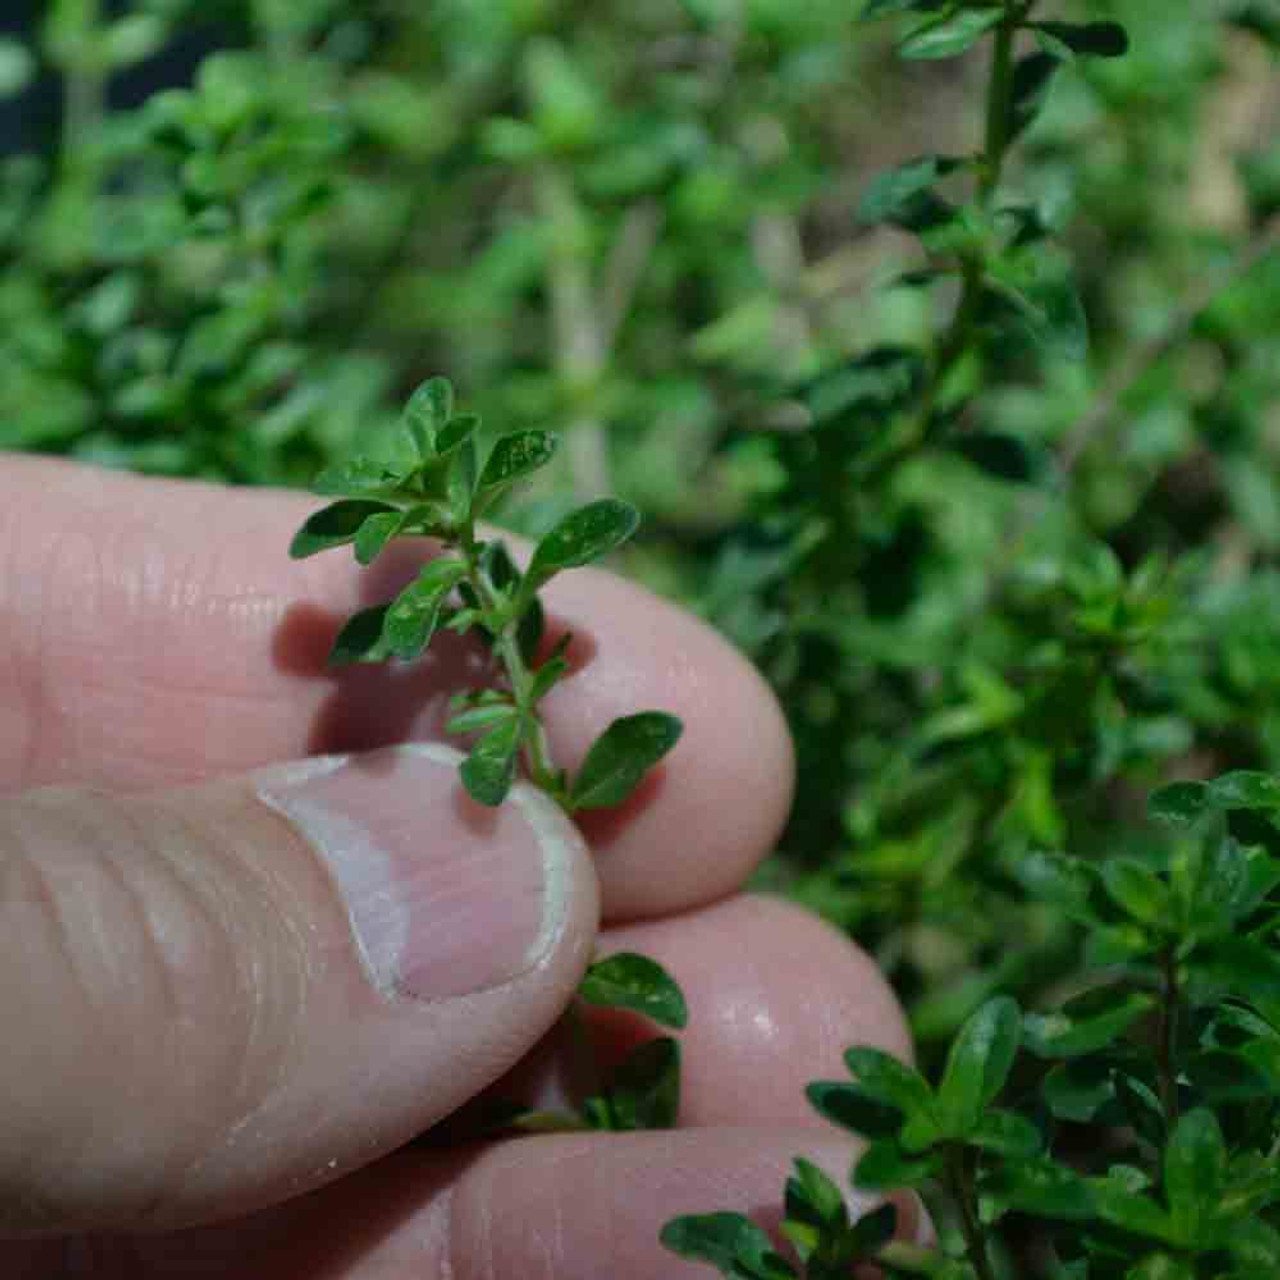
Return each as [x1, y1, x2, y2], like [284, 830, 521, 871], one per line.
[254, 743, 572, 1002]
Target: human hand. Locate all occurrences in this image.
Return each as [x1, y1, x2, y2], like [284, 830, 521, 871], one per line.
[0, 456, 918, 1277]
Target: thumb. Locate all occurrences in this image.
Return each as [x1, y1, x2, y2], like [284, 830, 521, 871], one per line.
[0, 743, 597, 1236]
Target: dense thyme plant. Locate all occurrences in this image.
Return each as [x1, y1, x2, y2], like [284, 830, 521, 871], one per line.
[290, 375, 690, 1133]
[660, 1, 1280, 1275]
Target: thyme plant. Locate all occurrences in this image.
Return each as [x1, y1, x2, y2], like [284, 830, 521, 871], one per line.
[290, 375, 690, 1133]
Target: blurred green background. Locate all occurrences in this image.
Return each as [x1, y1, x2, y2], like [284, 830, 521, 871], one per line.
[2, 0, 1279, 1059]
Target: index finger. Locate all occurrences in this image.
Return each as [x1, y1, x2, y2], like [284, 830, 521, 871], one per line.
[0, 455, 794, 920]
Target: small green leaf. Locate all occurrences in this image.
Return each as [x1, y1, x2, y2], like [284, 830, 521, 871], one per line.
[437, 412, 479, 455]
[1023, 989, 1156, 1059]
[784, 1157, 848, 1239]
[528, 653, 569, 706]
[577, 952, 688, 1029]
[661, 1213, 797, 1279]
[1033, 21, 1129, 59]
[1090, 1180, 1175, 1244]
[843, 1048, 938, 1139]
[447, 437, 478, 526]
[527, 498, 641, 588]
[446, 703, 519, 737]
[806, 1081, 904, 1140]
[936, 996, 1022, 1137]
[1101, 859, 1173, 929]
[1149, 780, 1210, 828]
[570, 712, 683, 810]
[981, 1157, 1095, 1220]
[403, 377, 453, 457]
[968, 1108, 1042, 1158]
[459, 713, 524, 807]
[329, 604, 394, 666]
[1207, 769, 1280, 811]
[597, 1036, 681, 1130]
[480, 429, 560, 493]
[290, 500, 400, 559]
[1008, 52, 1062, 141]
[848, 1202, 898, 1256]
[853, 1140, 942, 1191]
[384, 559, 467, 660]
[859, 155, 964, 229]
[353, 511, 405, 565]
[1164, 1109, 1226, 1246]
[899, 8, 1004, 61]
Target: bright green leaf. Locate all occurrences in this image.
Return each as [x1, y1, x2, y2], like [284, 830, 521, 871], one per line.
[353, 511, 405, 565]
[570, 712, 683, 810]
[1101, 859, 1173, 928]
[459, 713, 524, 807]
[1164, 1109, 1226, 1247]
[936, 997, 1022, 1137]
[577, 952, 688, 1029]
[527, 498, 641, 588]
[403, 377, 453, 458]
[899, 9, 1004, 61]
[1149, 781, 1210, 828]
[480, 430, 560, 493]
[384, 559, 467, 660]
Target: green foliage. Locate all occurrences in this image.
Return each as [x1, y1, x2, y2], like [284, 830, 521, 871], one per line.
[290, 377, 682, 812]
[8, 0, 1280, 1272]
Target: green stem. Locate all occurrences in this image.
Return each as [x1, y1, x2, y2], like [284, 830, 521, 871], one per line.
[459, 531, 562, 798]
[1156, 945, 1181, 1129]
[981, 9, 1017, 206]
[947, 1148, 998, 1280]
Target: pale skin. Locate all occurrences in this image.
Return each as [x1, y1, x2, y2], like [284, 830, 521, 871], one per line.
[0, 455, 916, 1277]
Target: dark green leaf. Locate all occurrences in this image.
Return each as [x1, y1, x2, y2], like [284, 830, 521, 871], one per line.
[527, 498, 641, 588]
[948, 432, 1043, 483]
[437, 412, 479, 455]
[290, 499, 400, 559]
[1008, 53, 1062, 141]
[981, 1157, 1095, 1220]
[577, 952, 688, 1029]
[806, 1081, 904, 1140]
[843, 1048, 938, 1139]
[1164, 1109, 1226, 1247]
[480, 429, 559, 493]
[784, 1158, 848, 1262]
[1033, 21, 1129, 58]
[853, 1140, 942, 1191]
[1149, 781, 1210, 828]
[985, 269, 1089, 362]
[1023, 990, 1155, 1059]
[403, 376, 453, 457]
[968, 1108, 1042, 1158]
[570, 712, 683, 810]
[859, 155, 964, 229]
[661, 1213, 797, 1279]
[805, 347, 926, 423]
[1015, 851, 1099, 925]
[936, 997, 1021, 1137]
[384, 559, 467, 661]
[848, 1202, 898, 1256]
[1089, 1180, 1174, 1244]
[1042, 1058, 1115, 1123]
[353, 510, 405, 565]
[329, 604, 393, 666]
[1101, 859, 1172, 928]
[600, 1036, 681, 1130]
[899, 9, 1004, 61]
[460, 714, 524, 807]
[1202, 936, 1280, 1002]
[1112, 1071, 1165, 1149]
